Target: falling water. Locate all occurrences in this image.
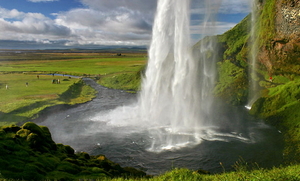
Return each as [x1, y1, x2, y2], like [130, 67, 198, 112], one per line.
[38, 0, 285, 173]
[139, 0, 223, 151]
[246, 0, 259, 109]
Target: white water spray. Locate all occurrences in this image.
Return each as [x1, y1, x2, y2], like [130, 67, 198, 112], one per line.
[246, 0, 259, 109]
[138, 0, 223, 151]
[91, 0, 258, 152]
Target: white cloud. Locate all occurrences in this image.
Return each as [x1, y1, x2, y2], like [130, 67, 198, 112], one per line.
[190, 21, 237, 36]
[219, 0, 251, 14]
[0, 8, 71, 41]
[0, 8, 25, 19]
[80, 0, 157, 13]
[53, 5, 153, 45]
[0, 0, 252, 47]
[191, 0, 251, 15]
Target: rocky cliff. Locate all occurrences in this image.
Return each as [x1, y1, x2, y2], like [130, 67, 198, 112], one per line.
[258, 0, 300, 77]
[203, 0, 300, 163]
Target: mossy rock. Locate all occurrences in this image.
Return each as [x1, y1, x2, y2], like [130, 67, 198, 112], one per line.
[0, 158, 9, 169]
[37, 154, 60, 171]
[64, 157, 80, 165]
[77, 151, 90, 160]
[2, 124, 21, 133]
[91, 167, 106, 173]
[46, 171, 75, 181]
[57, 161, 81, 175]
[22, 163, 46, 180]
[16, 128, 31, 138]
[0, 122, 147, 180]
[22, 122, 44, 136]
[64, 145, 75, 155]
[26, 133, 41, 148]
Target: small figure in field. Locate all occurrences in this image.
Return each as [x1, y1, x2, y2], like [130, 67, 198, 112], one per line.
[25, 82, 28, 87]
[57, 79, 60, 84]
[37, 75, 39, 79]
[6, 84, 8, 90]
[52, 79, 56, 84]
[269, 76, 273, 82]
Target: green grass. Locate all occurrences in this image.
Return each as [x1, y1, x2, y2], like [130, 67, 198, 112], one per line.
[0, 73, 96, 126]
[257, 0, 276, 49]
[0, 52, 146, 126]
[0, 52, 146, 76]
[250, 79, 300, 162]
[214, 60, 248, 105]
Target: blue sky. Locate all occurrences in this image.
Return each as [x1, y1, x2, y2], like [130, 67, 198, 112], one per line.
[0, 0, 251, 49]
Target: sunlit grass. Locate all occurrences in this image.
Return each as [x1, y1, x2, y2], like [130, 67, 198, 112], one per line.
[0, 73, 95, 126]
[0, 52, 146, 126]
[0, 53, 146, 76]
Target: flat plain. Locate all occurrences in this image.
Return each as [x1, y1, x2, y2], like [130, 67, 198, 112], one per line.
[0, 49, 147, 126]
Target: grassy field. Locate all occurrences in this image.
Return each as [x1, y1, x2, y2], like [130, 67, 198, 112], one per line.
[0, 51, 146, 76]
[0, 50, 147, 126]
[0, 73, 96, 126]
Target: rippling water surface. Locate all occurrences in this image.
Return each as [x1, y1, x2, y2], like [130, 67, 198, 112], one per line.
[37, 79, 284, 175]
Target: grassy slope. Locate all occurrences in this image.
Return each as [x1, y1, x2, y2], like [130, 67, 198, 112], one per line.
[211, 0, 300, 164]
[212, 15, 250, 105]
[247, 0, 300, 163]
[0, 73, 96, 126]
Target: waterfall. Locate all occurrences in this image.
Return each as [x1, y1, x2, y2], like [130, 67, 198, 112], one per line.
[246, 0, 259, 109]
[139, 0, 222, 151]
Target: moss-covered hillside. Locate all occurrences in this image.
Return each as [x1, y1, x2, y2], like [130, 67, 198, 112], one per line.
[203, 0, 300, 163]
[0, 122, 146, 180]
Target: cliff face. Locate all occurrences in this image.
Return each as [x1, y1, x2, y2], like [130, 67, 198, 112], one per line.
[195, 0, 300, 163]
[258, 0, 300, 76]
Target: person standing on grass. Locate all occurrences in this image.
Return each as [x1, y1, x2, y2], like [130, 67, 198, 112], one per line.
[6, 84, 8, 90]
[26, 82, 28, 87]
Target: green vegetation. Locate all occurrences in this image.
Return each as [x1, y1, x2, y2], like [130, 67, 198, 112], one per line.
[0, 122, 146, 180]
[250, 80, 300, 163]
[214, 60, 248, 105]
[0, 51, 146, 126]
[0, 73, 96, 126]
[98, 65, 145, 92]
[0, 52, 146, 76]
[1, 0, 300, 179]
[218, 14, 250, 67]
[257, 0, 276, 49]
[209, 15, 250, 105]
[211, 0, 300, 172]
